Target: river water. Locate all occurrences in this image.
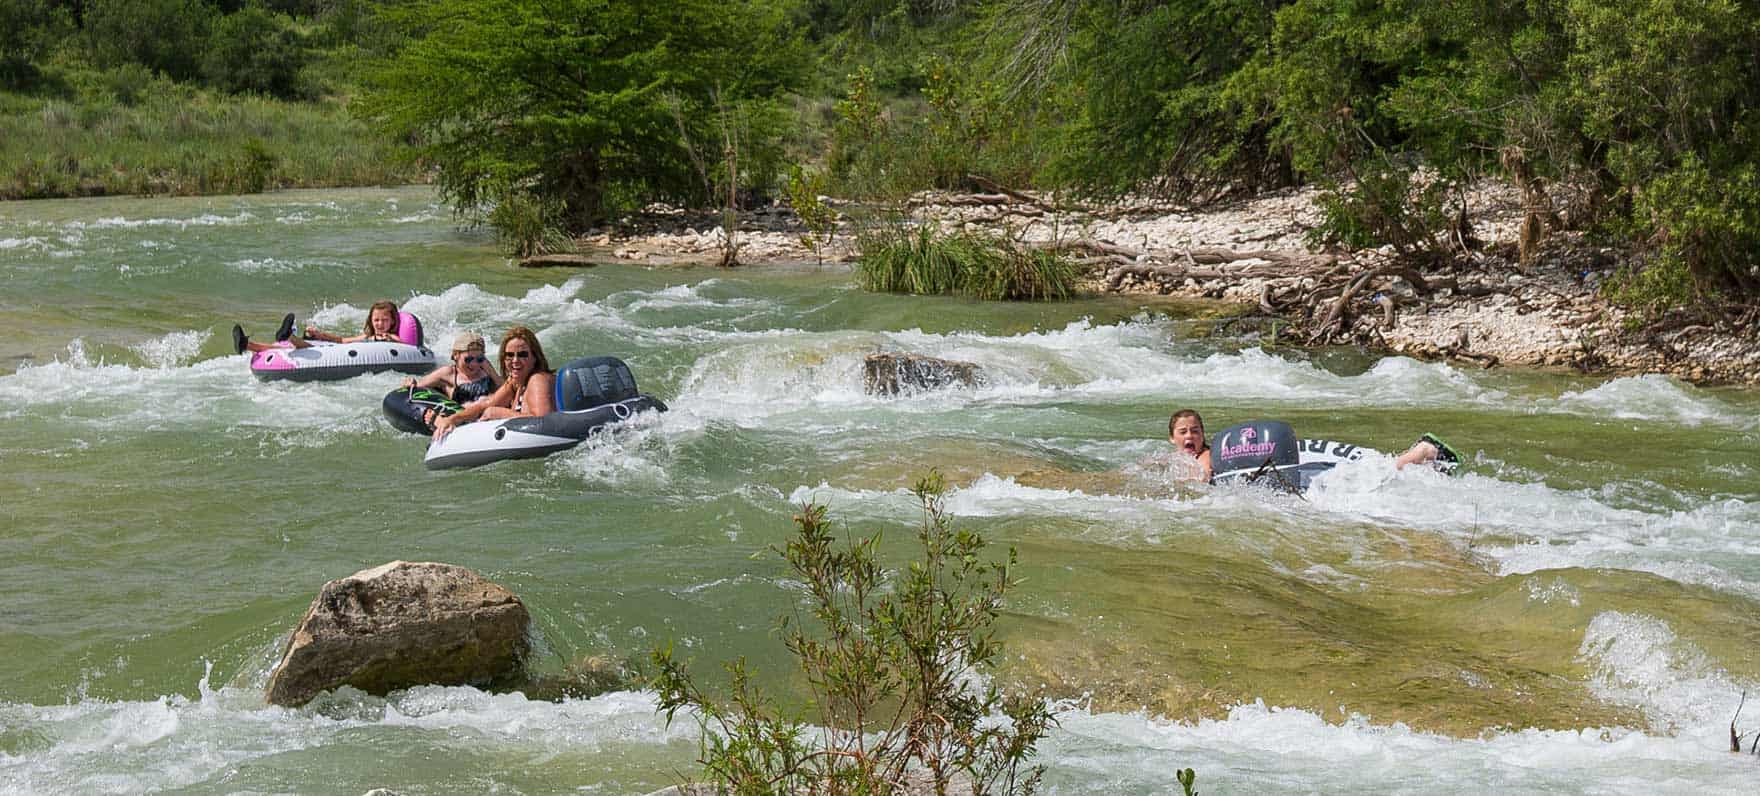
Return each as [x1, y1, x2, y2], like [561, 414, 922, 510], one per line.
[3, 187, 1758, 793]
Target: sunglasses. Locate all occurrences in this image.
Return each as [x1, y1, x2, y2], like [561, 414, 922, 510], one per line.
[460, 354, 487, 364]
[504, 350, 532, 360]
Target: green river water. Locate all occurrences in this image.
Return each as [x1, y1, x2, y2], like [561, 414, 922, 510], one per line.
[3, 187, 1759, 793]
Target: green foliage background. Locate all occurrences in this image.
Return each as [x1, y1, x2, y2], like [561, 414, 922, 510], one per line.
[3, 0, 1759, 313]
[355, 0, 807, 231]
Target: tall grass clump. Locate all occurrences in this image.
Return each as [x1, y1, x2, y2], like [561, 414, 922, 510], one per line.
[857, 222, 1077, 301]
[488, 191, 571, 258]
[652, 472, 1057, 795]
[856, 222, 979, 295]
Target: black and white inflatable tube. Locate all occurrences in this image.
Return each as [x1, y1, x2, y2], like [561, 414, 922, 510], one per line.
[1208, 419, 1378, 493]
[423, 355, 667, 470]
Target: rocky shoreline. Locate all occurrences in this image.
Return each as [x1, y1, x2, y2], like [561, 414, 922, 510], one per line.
[557, 187, 1760, 386]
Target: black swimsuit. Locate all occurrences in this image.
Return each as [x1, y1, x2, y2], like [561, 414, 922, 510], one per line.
[452, 375, 496, 403]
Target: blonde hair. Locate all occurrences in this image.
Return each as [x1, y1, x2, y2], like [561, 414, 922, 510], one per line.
[451, 331, 485, 354]
[363, 300, 400, 337]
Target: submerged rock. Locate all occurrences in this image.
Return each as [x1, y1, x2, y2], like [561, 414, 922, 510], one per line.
[265, 561, 530, 707]
[863, 352, 982, 395]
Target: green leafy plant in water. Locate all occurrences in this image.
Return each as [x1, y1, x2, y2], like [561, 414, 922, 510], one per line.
[856, 221, 972, 296]
[856, 222, 1075, 301]
[1177, 766, 1198, 795]
[972, 245, 1075, 302]
[488, 191, 570, 258]
[652, 471, 1055, 794]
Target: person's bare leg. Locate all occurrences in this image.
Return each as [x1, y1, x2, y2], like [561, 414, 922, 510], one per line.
[1395, 440, 1438, 470]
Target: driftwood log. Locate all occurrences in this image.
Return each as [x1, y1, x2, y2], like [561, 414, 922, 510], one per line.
[518, 253, 600, 268]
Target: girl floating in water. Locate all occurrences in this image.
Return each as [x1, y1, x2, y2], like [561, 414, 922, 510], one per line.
[1169, 407, 1461, 487]
[232, 300, 403, 354]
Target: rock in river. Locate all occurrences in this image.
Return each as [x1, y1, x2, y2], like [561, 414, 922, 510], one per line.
[863, 352, 982, 395]
[265, 561, 530, 707]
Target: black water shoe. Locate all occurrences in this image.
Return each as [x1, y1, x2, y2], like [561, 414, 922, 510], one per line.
[274, 313, 296, 342]
[232, 324, 248, 354]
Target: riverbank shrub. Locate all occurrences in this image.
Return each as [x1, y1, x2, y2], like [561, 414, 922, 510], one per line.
[1605, 158, 1760, 323]
[217, 138, 278, 194]
[652, 472, 1055, 794]
[783, 165, 838, 265]
[857, 223, 1077, 301]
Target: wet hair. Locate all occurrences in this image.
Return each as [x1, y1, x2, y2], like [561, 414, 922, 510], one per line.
[1169, 409, 1207, 451]
[498, 325, 551, 377]
[363, 300, 400, 337]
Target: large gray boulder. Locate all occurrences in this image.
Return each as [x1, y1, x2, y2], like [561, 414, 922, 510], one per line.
[863, 352, 982, 396]
[265, 561, 530, 707]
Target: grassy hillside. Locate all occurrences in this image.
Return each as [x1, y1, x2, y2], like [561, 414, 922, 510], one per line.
[0, 81, 418, 199]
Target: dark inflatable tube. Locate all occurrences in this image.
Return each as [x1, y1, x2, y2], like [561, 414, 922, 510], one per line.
[1209, 419, 1378, 493]
[382, 387, 461, 435]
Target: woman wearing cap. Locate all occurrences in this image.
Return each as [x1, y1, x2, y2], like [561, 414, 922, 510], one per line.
[402, 331, 501, 404]
[431, 326, 555, 440]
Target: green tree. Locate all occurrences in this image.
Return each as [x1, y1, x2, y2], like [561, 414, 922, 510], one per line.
[1017, 0, 1292, 201]
[1563, 0, 1760, 307]
[203, 3, 311, 99]
[82, 0, 214, 82]
[0, 0, 71, 90]
[356, 0, 808, 232]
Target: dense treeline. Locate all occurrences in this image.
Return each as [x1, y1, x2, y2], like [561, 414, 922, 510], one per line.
[2, 1, 375, 99]
[0, 1, 412, 196]
[4, 0, 1758, 315]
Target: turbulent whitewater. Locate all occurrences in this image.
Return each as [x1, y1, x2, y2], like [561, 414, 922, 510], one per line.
[3, 188, 1758, 794]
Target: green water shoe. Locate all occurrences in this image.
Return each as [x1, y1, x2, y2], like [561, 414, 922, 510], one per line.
[1420, 432, 1461, 470]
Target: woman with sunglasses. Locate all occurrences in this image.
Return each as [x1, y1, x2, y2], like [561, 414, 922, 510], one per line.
[402, 331, 502, 402]
[431, 326, 555, 440]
